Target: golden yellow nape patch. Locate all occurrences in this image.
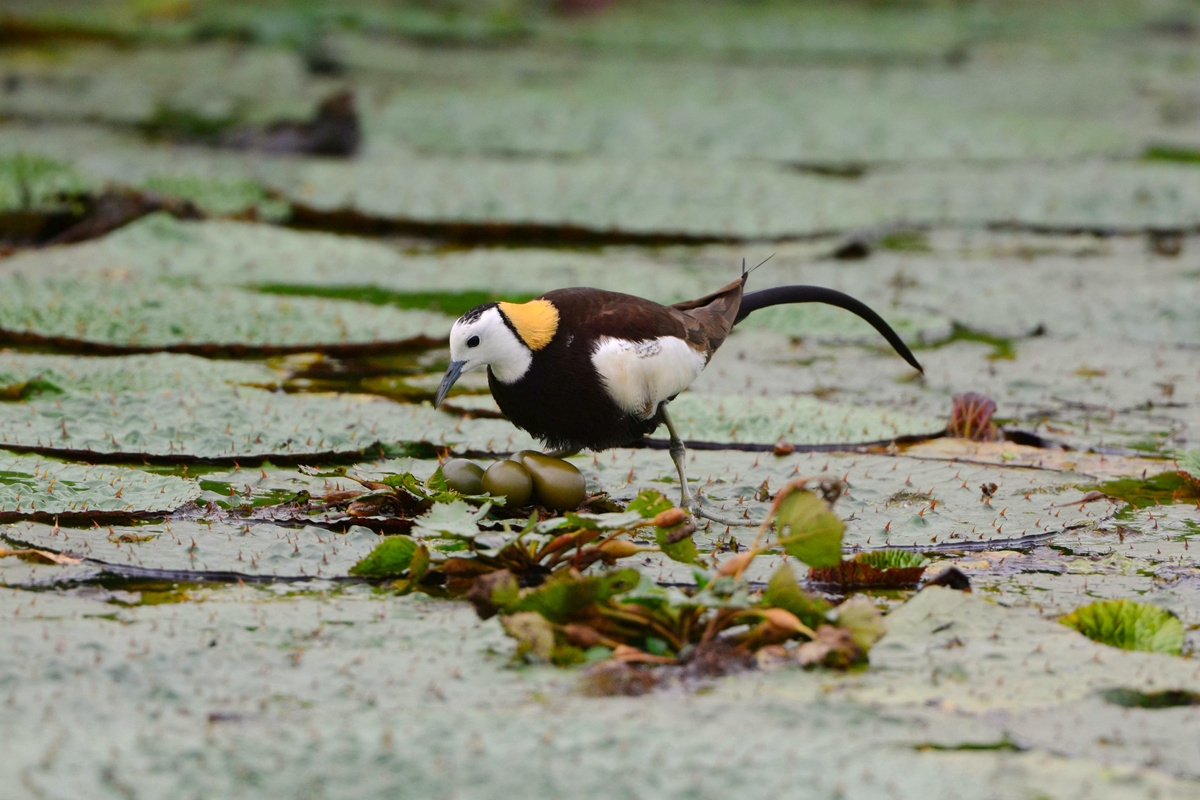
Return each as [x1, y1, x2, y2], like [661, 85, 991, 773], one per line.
[498, 300, 559, 351]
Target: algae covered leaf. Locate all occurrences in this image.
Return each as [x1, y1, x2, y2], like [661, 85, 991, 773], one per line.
[1060, 599, 1185, 655]
[349, 536, 427, 579]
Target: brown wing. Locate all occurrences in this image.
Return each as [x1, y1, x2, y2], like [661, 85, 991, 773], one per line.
[540, 276, 744, 358]
[668, 275, 745, 355]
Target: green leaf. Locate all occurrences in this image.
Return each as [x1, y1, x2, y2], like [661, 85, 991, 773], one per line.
[626, 489, 673, 518]
[1060, 599, 1185, 655]
[762, 563, 831, 630]
[513, 568, 640, 624]
[655, 525, 698, 565]
[349, 536, 420, 579]
[385, 469, 493, 505]
[629, 489, 699, 564]
[773, 489, 844, 568]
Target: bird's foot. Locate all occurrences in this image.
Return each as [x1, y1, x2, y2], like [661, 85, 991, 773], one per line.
[683, 492, 759, 528]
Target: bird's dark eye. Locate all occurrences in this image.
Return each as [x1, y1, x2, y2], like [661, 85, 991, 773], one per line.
[467, 335, 480, 348]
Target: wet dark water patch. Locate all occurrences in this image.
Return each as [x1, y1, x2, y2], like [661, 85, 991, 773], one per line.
[1143, 145, 1200, 165]
[0, 327, 445, 358]
[0, 441, 435, 467]
[285, 204, 745, 248]
[912, 740, 1023, 752]
[1100, 687, 1200, 708]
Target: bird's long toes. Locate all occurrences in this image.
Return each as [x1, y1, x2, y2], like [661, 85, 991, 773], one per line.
[684, 492, 758, 528]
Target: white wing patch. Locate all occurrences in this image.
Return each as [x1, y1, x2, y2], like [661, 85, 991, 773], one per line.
[591, 336, 707, 419]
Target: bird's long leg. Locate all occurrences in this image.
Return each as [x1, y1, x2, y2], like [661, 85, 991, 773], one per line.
[659, 404, 755, 528]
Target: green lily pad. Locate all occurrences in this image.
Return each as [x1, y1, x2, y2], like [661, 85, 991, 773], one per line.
[9, 119, 1200, 241]
[0, 388, 433, 460]
[1060, 599, 1185, 655]
[365, 49, 1132, 164]
[0, 352, 278, 397]
[0, 452, 199, 516]
[664, 394, 943, 445]
[0, 43, 323, 128]
[0, 274, 449, 353]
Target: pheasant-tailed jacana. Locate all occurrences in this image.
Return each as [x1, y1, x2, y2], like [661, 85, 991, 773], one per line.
[434, 266, 922, 519]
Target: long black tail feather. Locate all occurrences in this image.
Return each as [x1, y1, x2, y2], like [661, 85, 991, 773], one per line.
[735, 285, 924, 373]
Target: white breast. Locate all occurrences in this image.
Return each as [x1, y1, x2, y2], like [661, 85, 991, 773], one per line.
[590, 336, 707, 419]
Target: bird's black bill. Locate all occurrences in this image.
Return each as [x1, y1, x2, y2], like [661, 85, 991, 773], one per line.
[735, 285, 924, 373]
[434, 360, 467, 408]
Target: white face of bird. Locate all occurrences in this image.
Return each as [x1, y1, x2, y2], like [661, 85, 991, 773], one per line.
[434, 305, 532, 407]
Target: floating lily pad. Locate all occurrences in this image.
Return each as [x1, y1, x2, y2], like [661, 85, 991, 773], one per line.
[0, 352, 278, 397]
[365, 46, 1135, 164]
[581, 448, 1106, 563]
[3, 518, 382, 578]
[0, 274, 449, 354]
[0, 384, 557, 461]
[0, 452, 199, 517]
[0, 43, 324, 128]
[664, 394, 943, 446]
[0, 388, 409, 460]
[10, 123, 1200, 240]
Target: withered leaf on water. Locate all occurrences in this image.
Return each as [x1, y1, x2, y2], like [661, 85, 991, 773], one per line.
[0, 546, 82, 565]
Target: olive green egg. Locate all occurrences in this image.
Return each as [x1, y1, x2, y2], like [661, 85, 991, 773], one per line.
[480, 460, 534, 507]
[441, 458, 484, 495]
[518, 452, 587, 511]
